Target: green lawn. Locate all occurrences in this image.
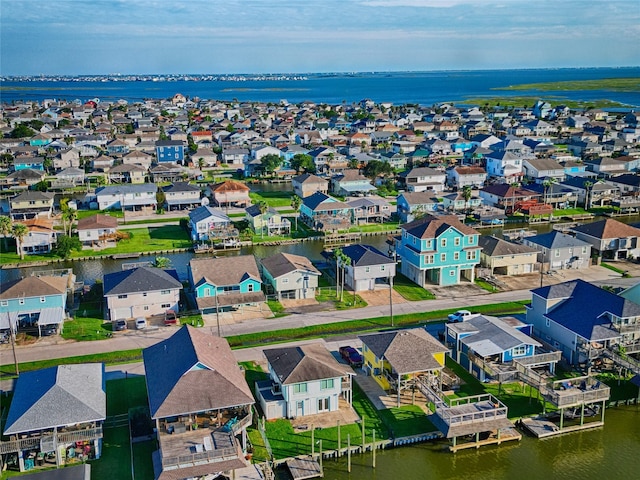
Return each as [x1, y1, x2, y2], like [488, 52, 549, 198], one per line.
[377, 405, 437, 438]
[72, 226, 192, 257]
[132, 440, 156, 480]
[347, 222, 401, 233]
[315, 288, 367, 310]
[601, 262, 628, 276]
[62, 316, 112, 341]
[553, 207, 588, 216]
[474, 278, 497, 293]
[266, 300, 288, 318]
[393, 273, 436, 301]
[249, 191, 294, 207]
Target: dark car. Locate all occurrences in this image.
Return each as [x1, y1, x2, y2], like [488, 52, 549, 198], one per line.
[114, 319, 127, 331]
[339, 346, 363, 367]
[40, 325, 58, 336]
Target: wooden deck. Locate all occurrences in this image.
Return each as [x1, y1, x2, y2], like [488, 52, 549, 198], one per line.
[520, 417, 604, 439]
[286, 457, 323, 479]
[449, 427, 521, 452]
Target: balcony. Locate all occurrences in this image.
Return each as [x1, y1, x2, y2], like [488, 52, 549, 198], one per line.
[0, 426, 103, 455]
[545, 376, 610, 408]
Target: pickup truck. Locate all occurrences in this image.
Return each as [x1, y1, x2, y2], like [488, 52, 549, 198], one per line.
[447, 310, 473, 323]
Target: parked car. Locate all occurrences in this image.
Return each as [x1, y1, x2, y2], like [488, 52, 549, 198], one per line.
[40, 325, 58, 336]
[339, 346, 363, 367]
[135, 317, 147, 330]
[447, 310, 473, 323]
[164, 309, 178, 326]
[114, 319, 127, 331]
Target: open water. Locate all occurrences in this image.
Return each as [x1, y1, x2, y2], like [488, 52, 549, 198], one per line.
[2, 68, 639, 106]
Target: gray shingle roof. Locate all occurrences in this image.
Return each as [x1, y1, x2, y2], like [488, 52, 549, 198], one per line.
[359, 328, 448, 375]
[478, 236, 538, 257]
[341, 244, 393, 267]
[103, 267, 182, 296]
[188, 205, 230, 224]
[143, 325, 254, 419]
[524, 231, 591, 249]
[4, 364, 106, 435]
[260, 252, 320, 279]
[189, 255, 261, 287]
[264, 343, 351, 384]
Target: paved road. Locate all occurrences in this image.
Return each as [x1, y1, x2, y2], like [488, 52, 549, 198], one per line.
[1, 269, 636, 370]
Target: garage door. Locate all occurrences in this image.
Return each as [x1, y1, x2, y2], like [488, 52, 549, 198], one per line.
[112, 307, 132, 320]
[551, 261, 562, 269]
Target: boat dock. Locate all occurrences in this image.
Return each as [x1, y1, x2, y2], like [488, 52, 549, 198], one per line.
[285, 457, 323, 479]
[519, 417, 604, 439]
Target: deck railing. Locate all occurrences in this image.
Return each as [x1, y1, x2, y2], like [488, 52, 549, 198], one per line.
[438, 394, 507, 426]
[0, 426, 102, 454]
[162, 444, 241, 470]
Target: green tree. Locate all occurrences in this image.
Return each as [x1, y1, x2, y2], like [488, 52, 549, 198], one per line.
[461, 185, 473, 214]
[363, 160, 393, 179]
[290, 195, 302, 232]
[187, 134, 198, 154]
[11, 222, 29, 260]
[156, 187, 166, 211]
[0, 215, 11, 251]
[152, 256, 172, 269]
[257, 201, 269, 239]
[334, 248, 350, 302]
[542, 177, 557, 205]
[291, 154, 315, 174]
[53, 235, 82, 259]
[159, 125, 168, 141]
[27, 120, 44, 131]
[260, 154, 282, 177]
[10, 124, 35, 138]
[124, 123, 135, 134]
[61, 207, 77, 237]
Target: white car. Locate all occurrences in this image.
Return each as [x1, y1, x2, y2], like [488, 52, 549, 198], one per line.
[135, 317, 147, 330]
[447, 310, 472, 323]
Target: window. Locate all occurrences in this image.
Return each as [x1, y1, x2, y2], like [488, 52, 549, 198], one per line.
[546, 318, 550, 327]
[282, 278, 289, 284]
[204, 288, 211, 296]
[143, 293, 147, 297]
[321, 379, 334, 390]
[441, 253, 446, 262]
[441, 238, 447, 247]
[512, 345, 527, 356]
[248, 284, 254, 292]
[454, 237, 460, 246]
[555, 249, 560, 257]
[118, 294, 127, 299]
[425, 255, 434, 264]
[454, 252, 459, 260]
[467, 251, 475, 260]
[318, 397, 330, 412]
[0, 300, 7, 307]
[161, 303, 170, 308]
[19, 299, 25, 305]
[293, 383, 308, 394]
[40, 297, 46, 303]
[365, 267, 370, 273]
[582, 246, 587, 254]
[449, 270, 455, 276]
[144, 306, 149, 311]
[381, 265, 386, 271]
[161, 290, 170, 295]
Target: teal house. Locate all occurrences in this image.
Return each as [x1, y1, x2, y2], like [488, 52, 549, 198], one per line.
[188, 255, 266, 313]
[395, 214, 481, 287]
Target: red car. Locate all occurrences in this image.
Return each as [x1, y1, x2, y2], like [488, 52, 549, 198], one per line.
[339, 346, 363, 367]
[164, 310, 178, 326]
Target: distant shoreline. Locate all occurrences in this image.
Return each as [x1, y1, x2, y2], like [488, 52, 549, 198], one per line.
[494, 77, 640, 93]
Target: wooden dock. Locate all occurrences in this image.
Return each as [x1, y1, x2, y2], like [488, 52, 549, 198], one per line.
[286, 457, 323, 479]
[449, 427, 521, 452]
[519, 417, 604, 439]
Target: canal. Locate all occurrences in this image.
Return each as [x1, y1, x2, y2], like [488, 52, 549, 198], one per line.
[313, 405, 640, 480]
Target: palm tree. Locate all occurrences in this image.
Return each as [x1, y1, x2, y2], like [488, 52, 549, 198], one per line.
[62, 207, 77, 237]
[152, 256, 172, 269]
[11, 222, 29, 260]
[583, 180, 594, 210]
[290, 195, 302, 233]
[461, 185, 473, 214]
[257, 201, 269, 239]
[334, 248, 350, 302]
[542, 177, 557, 205]
[0, 215, 11, 251]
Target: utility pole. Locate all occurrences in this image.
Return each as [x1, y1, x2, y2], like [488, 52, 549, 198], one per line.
[215, 292, 221, 336]
[11, 326, 19, 376]
[389, 273, 394, 327]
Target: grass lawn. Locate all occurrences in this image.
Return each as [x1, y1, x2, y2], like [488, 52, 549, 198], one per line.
[377, 405, 437, 437]
[393, 273, 436, 301]
[601, 262, 628, 276]
[315, 288, 367, 310]
[62, 316, 112, 341]
[553, 207, 588, 216]
[72, 225, 192, 258]
[474, 278, 497, 293]
[267, 299, 288, 318]
[179, 314, 204, 326]
[249, 191, 294, 207]
[347, 222, 401, 233]
[132, 440, 156, 480]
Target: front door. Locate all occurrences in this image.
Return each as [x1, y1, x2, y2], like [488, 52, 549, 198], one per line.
[296, 401, 304, 417]
[318, 397, 330, 413]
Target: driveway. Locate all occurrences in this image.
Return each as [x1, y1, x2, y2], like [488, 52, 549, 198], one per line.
[357, 287, 407, 307]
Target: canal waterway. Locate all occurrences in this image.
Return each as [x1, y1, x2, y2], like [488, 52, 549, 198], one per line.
[314, 405, 640, 480]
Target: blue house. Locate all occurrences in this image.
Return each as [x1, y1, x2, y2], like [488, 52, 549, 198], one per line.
[155, 140, 185, 163]
[13, 157, 45, 171]
[0, 273, 71, 336]
[396, 192, 442, 223]
[445, 315, 543, 381]
[188, 255, 265, 313]
[395, 214, 481, 287]
[299, 192, 353, 232]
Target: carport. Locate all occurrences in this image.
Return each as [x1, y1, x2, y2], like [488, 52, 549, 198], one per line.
[35, 307, 65, 336]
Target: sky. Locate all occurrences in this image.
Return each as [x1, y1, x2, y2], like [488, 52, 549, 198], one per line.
[1, 0, 639, 75]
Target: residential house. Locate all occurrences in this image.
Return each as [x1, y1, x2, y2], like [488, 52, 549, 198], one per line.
[485, 151, 524, 183]
[1, 364, 105, 472]
[441, 192, 482, 213]
[105, 138, 129, 156]
[12, 157, 45, 171]
[478, 235, 539, 275]
[3, 168, 46, 189]
[107, 164, 147, 184]
[571, 218, 640, 260]
[51, 167, 85, 189]
[401, 167, 446, 193]
[189, 256, 265, 314]
[526, 279, 640, 364]
[193, 147, 219, 167]
[560, 177, 620, 209]
[396, 191, 442, 223]
[76, 214, 119, 248]
[188, 206, 235, 243]
[0, 272, 72, 336]
[479, 184, 542, 213]
[522, 158, 565, 182]
[359, 329, 448, 406]
[163, 182, 202, 211]
[245, 204, 291, 236]
[261, 252, 321, 301]
[395, 214, 481, 287]
[446, 166, 487, 189]
[348, 197, 392, 224]
[331, 169, 377, 197]
[220, 147, 249, 167]
[122, 150, 153, 169]
[53, 147, 81, 170]
[445, 315, 543, 381]
[143, 326, 254, 480]
[257, 344, 354, 419]
[292, 173, 329, 198]
[91, 154, 115, 172]
[95, 184, 157, 213]
[523, 231, 592, 271]
[103, 266, 182, 321]
[9, 191, 55, 220]
[335, 244, 396, 292]
[584, 157, 627, 177]
[155, 140, 185, 163]
[18, 218, 57, 255]
[299, 192, 353, 232]
[210, 180, 251, 208]
[149, 162, 185, 183]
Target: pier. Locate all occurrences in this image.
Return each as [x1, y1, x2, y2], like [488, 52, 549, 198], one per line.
[286, 457, 323, 479]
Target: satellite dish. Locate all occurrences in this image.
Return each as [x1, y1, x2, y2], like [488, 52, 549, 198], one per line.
[201, 197, 210, 206]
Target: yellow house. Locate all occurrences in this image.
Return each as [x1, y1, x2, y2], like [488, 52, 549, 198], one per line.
[359, 328, 448, 407]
